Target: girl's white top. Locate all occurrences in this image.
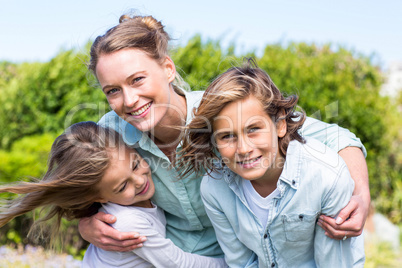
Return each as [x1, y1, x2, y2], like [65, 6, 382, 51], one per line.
[82, 202, 226, 268]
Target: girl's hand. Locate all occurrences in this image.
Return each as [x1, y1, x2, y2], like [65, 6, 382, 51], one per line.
[78, 211, 147, 251]
[317, 195, 367, 240]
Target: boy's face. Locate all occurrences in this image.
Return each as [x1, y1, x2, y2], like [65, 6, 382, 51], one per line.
[213, 95, 286, 184]
[97, 147, 155, 207]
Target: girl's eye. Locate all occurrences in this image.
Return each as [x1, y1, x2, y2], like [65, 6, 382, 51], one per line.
[106, 88, 119, 95]
[132, 160, 139, 171]
[118, 181, 127, 193]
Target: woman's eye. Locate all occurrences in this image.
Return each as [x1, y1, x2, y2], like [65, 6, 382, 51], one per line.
[118, 182, 127, 193]
[106, 88, 119, 95]
[132, 77, 144, 84]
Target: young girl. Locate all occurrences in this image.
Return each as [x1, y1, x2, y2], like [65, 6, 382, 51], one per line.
[178, 60, 365, 267]
[0, 121, 226, 268]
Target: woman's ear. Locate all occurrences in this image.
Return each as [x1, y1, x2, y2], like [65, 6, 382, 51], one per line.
[164, 56, 176, 83]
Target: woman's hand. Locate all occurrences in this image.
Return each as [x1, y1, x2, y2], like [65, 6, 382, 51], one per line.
[318, 194, 368, 240]
[78, 211, 147, 251]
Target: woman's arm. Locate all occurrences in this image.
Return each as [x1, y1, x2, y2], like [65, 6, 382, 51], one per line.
[78, 212, 146, 251]
[301, 117, 370, 238]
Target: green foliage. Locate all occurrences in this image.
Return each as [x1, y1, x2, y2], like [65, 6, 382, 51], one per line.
[0, 46, 108, 149]
[172, 35, 246, 91]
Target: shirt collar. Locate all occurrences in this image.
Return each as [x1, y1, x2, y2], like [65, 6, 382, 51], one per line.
[222, 140, 303, 194]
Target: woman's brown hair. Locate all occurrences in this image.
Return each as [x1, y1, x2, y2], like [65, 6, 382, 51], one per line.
[88, 14, 189, 92]
[177, 59, 306, 178]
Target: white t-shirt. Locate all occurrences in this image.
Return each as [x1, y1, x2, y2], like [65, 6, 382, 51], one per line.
[82, 202, 226, 268]
[242, 180, 280, 227]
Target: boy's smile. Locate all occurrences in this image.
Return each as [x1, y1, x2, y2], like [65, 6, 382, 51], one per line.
[213, 95, 287, 191]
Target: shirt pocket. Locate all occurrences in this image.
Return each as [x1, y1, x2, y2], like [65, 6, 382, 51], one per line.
[281, 212, 318, 242]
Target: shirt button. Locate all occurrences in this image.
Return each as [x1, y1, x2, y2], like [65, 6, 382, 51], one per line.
[264, 234, 268, 239]
[271, 263, 275, 267]
[187, 209, 192, 213]
[292, 180, 296, 185]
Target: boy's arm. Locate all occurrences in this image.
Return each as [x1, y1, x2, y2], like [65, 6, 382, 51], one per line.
[201, 178, 259, 268]
[301, 116, 370, 238]
[315, 162, 356, 266]
[318, 147, 370, 239]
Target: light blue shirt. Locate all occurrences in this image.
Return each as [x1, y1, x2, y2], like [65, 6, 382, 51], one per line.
[201, 138, 365, 267]
[98, 89, 366, 258]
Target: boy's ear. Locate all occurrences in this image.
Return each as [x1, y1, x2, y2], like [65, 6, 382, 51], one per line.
[276, 110, 287, 138]
[277, 118, 287, 138]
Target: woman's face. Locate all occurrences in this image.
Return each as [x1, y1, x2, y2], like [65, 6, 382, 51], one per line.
[96, 49, 176, 132]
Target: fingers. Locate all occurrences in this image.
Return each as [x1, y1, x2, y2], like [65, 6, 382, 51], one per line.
[94, 211, 117, 224]
[97, 236, 147, 252]
[78, 212, 147, 252]
[317, 216, 362, 240]
[334, 198, 359, 225]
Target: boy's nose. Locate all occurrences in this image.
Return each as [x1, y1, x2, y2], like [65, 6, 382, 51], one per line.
[237, 135, 253, 155]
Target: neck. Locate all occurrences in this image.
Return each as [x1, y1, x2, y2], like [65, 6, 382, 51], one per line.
[149, 90, 187, 162]
[251, 153, 286, 198]
[134, 199, 153, 208]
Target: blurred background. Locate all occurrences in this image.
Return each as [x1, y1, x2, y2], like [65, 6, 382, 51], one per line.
[0, 0, 401, 267]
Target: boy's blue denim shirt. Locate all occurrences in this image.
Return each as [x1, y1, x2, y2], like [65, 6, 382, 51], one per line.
[99, 88, 366, 258]
[201, 138, 365, 267]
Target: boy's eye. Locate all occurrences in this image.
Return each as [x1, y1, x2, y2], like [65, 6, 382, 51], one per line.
[118, 181, 127, 193]
[248, 127, 259, 133]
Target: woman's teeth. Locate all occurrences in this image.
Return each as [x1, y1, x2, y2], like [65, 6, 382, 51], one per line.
[131, 103, 151, 116]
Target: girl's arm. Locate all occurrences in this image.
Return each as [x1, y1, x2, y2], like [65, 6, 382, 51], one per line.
[78, 212, 145, 251]
[116, 210, 227, 268]
[301, 116, 370, 238]
[201, 178, 259, 268]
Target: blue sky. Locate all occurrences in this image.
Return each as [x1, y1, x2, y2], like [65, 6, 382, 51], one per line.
[1, 0, 401, 70]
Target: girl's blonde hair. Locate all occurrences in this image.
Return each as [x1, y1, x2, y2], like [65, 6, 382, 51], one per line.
[88, 14, 189, 92]
[177, 59, 306, 178]
[0, 121, 125, 246]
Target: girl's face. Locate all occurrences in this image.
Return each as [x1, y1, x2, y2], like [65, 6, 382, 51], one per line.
[96, 48, 176, 132]
[97, 147, 154, 207]
[213, 95, 287, 183]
